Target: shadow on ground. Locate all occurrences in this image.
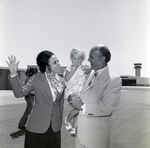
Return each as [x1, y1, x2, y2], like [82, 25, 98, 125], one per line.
[10, 129, 26, 140]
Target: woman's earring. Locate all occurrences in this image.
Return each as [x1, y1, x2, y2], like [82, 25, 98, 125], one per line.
[46, 64, 51, 72]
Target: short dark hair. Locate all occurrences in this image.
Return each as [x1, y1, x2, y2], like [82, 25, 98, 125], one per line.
[25, 67, 38, 76]
[36, 50, 54, 73]
[98, 45, 111, 63]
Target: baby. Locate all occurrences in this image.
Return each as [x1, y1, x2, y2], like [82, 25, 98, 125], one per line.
[64, 48, 90, 136]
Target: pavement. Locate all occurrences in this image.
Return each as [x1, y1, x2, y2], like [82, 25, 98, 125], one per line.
[0, 86, 150, 148]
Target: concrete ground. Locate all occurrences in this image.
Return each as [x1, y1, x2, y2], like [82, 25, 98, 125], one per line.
[0, 86, 150, 148]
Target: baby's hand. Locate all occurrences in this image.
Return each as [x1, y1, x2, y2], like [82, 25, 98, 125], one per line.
[72, 98, 83, 110]
[82, 65, 91, 74]
[71, 63, 78, 72]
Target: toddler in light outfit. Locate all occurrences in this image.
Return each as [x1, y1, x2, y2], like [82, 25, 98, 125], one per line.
[64, 48, 90, 136]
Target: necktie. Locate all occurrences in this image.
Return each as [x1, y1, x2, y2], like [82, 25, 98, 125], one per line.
[88, 71, 98, 86]
[94, 71, 98, 77]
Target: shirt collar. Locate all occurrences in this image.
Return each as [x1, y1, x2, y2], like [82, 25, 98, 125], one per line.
[95, 66, 108, 76]
[45, 72, 59, 81]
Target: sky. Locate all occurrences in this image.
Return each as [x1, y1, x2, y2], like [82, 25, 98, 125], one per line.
[0, 0, 150, 78]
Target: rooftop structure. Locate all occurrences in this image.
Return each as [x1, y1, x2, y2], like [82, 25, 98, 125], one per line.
[134, 63, 142, 77]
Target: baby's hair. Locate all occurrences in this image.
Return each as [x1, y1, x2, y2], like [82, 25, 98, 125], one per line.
[70, 48, 85, 62]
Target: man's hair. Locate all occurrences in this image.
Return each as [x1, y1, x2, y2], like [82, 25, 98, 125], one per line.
[25, 67, 38, 77]
[97, 45, 111, 63]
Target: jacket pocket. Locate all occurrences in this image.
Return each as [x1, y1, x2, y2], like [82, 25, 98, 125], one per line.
[32, 115, 45, 120]
[27, 115, 45, 131]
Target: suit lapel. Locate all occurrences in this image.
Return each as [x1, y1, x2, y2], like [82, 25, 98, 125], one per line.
[83, 67, 109, 93]
[81, 70, 94, 98]
[39, 73, 53, 105]
[53, 91, 62, 105]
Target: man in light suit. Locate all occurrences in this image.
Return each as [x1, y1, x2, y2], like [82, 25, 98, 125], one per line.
[74, 45, 122, 148]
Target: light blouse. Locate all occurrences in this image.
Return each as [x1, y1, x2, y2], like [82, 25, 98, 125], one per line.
[64, 65, 87, 99]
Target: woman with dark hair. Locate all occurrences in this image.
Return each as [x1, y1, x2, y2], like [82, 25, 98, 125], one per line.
[6, 50, 65, 148]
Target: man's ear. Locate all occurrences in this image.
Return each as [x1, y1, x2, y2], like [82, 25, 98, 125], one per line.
[102, 56, 106, 62]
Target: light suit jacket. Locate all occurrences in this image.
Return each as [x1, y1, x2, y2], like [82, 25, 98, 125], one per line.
[77, 67, 122, 148]
[9, 73, 65, 133]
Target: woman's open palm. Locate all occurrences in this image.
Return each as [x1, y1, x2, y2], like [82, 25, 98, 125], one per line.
[6, 55, 20, 75]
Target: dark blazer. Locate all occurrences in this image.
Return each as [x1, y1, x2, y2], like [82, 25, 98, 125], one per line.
[9, 73, 65, 133]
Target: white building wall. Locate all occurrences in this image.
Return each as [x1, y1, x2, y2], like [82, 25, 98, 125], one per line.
[136, 77, 149, 86]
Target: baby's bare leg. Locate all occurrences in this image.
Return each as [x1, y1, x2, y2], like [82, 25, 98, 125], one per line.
[67, 109, 79, 123]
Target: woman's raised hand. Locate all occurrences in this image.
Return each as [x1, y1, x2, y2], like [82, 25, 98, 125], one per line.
[6, 55, 20, 75]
